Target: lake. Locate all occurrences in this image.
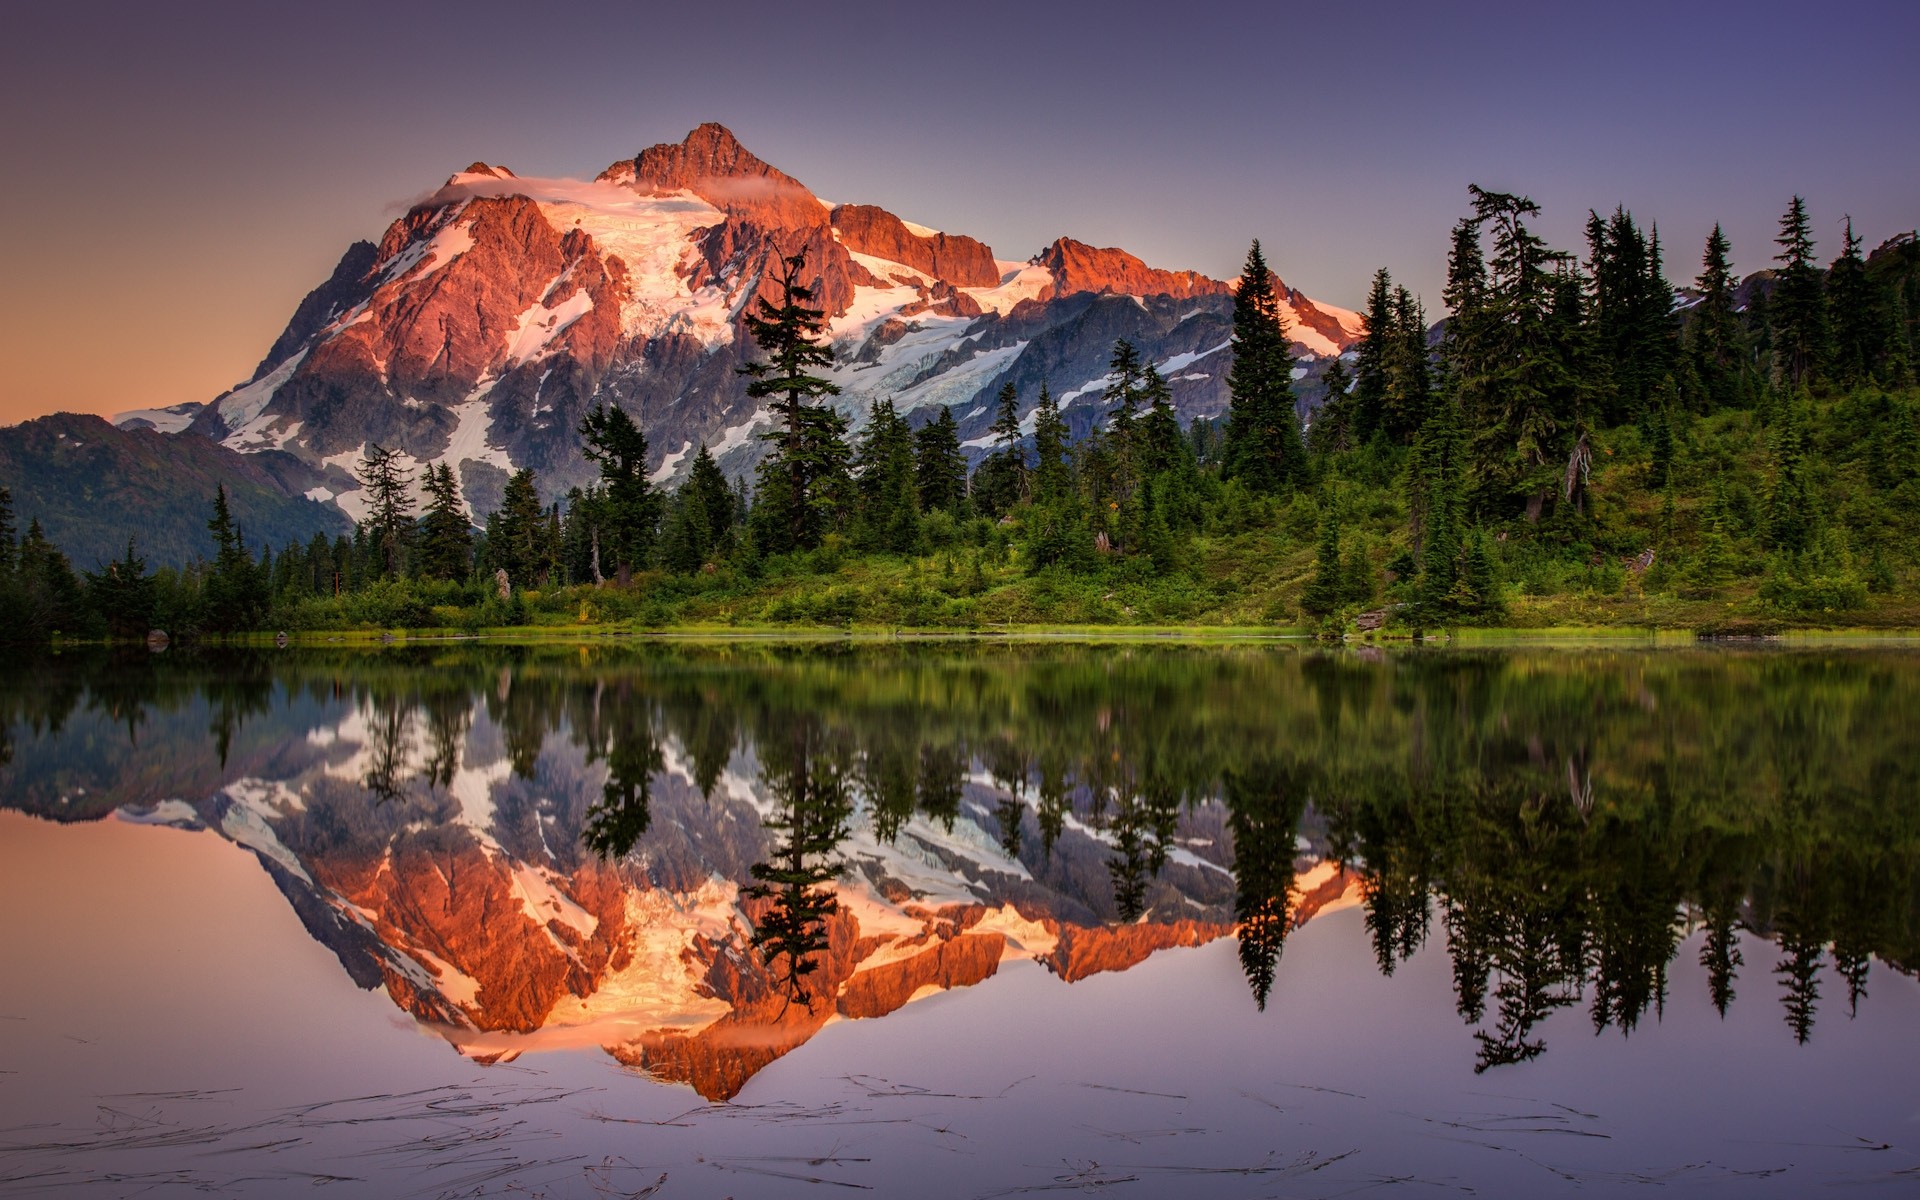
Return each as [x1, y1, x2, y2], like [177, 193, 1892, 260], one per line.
[2, 640, 1917, 1196]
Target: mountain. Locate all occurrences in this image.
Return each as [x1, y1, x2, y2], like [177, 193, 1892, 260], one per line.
[113, 123, 1362, 521]
[0, 412, 348, 567]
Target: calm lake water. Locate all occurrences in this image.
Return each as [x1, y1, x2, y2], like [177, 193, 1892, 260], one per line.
[2, 641, 1918, 1197]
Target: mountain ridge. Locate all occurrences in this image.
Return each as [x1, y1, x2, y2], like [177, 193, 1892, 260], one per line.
[102, 123, 1362, 527]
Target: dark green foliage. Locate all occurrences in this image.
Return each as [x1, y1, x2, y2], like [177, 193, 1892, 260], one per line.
[579, 403, 659, 575]
[1771, 196, 1831, 387]
[356, 443, 415, 579]
[854, 398, 923, 555]
[1688, 224, 1749, 411]
[202, 486, 269, 633]
[913, 406, 968, 515]
[660, 444, 736, 574]
[1300, 508, 1343, 618]
[741, 250, 852, 554]
[1827, 218, 1881, 388]
[972, 382, 1029, 517]
[84, 540, 156, 639]
[416, 463, 473, 582]
[486, 469, 551, 589]
[1223, 241, 1306, 491]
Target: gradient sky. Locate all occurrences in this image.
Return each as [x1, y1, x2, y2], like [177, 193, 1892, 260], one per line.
[2, 0, 1915, 425]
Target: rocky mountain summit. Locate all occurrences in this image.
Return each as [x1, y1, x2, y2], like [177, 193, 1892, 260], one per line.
[122, 124, 1363, 523]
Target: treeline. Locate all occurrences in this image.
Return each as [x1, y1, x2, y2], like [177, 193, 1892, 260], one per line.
[4, 192, 1918, 641]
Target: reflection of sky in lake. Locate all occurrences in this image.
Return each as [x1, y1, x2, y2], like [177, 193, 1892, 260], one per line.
[5, 812, 1918, 1196]
[4, 644, 1920, 1195]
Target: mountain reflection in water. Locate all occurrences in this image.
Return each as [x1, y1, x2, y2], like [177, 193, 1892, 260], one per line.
[2, 642, 1916, 1100]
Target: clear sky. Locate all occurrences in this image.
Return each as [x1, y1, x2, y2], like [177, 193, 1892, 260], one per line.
[2, 0, 1915, 425]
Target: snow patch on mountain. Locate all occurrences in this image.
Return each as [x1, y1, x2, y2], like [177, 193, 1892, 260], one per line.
[215, 349, 308, 442]
[506, 290, 595, 365]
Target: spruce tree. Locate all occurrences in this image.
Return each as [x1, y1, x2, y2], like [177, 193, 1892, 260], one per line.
[1352, 267, 1394, 442]
[913, 406, 968, 514]
[1690, 223, 1746, 411]
[490, 468, 548, 588]
[1770, 196, 1830, 387]
[974, 381, 1029, 515]
[1301, 508, 1343, 617]
[579, 403, 659, 575]
[416, 462, 473, 582]
[854, 398, 923, 554]
[1313, 356, 1354, 454]
[85, 540, 157, 639]
[356, 443, 415, 579]
[739, 250, 850, 553]
[1223, 240, 1304, 491]
[1826, 217, 1880, 387]
[684, 444, 734, 555]
[203, 486, 267, 632]
[1384, 284, 1432, 439]
[1030, 383, 1070, 503]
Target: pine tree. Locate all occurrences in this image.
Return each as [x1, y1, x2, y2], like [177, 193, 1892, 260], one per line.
[1770, 196, 1830, 388]
[1030, 382, 1070, 503]
[1312, 356, 1355, 454]
[684, 444, 734, 556]
[854, 398, 923, 554]
[739, 250, 850, 553]
[1826, 217, 1880, 387]
[203, 486, 268, 632]
[1223, 240, 1305, 491]
[1225, 761, 1307, 1011]
[1764, 397, 1815, 555]
[416, 462, 473, 581]
[973, 381, 1029, 515]
[1384, 284, 1432, 439]
[356, 443, 415, 579]
[913, 406, 968, 514]
[490, 468, 548, 588]
[1300, 508, 1343, 617]
[1690, 223, 1746, 411]
[1352, 267, 1394, 442]
[1411, 397, 1466, 624]
[579, 403, 659, 575]
[85, 540, 157, 639]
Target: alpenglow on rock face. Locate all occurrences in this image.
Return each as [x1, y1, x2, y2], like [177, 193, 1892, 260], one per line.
[130, 123, 1363, 522]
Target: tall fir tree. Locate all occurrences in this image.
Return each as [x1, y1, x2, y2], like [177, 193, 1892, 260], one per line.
[1770, 196, 1830, 388]
[84, 540, 156, 639]
[1030, 382, 1070, 503]
[579, 403, 659, 575]
[1826, 217, 1881, 387]
[356, 443, 415, 579]
[1222, 240, 1305, 491]
[739, 250, 851, 553]
[416, 462, 473, 582]
[854, 398, 923, 554]
[913, 406, 968, 514]
[1690, 223, 1747, 411]
[1352, 267, 1395, 442]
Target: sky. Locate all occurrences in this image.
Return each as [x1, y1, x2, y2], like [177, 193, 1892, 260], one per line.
[1, 0, 1915, 425]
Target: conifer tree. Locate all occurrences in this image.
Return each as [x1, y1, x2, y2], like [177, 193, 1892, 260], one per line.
[356, 443, 415, 579]
[913, 406, 968, 514]
[1030, 382, 1070, 503]
[1223, 240, 1305, 491]
[416, 462, 473, 582]
[1312, 356, 1355, 454]
[1411, 397, 1466, 624]
[1225, 761, 1307, 1011]
[1826, 217, 1880, 387]
[579, 403, 658, 575]
[1770, 196, 1830, 387]
[854, 398, 923, 554]
[1352, 267, 1394, 442]
[973, 381, 1029, 515]
[1764, 397, 1815, 555]
[490, 468, 549, 588]
[203, 486, 267, 632]
[681, 444, 734, 562]
[1690, 223, 1746, 410]
[85, 540, 156, 639]
[1301, 508, 1343, 617]
[740, 250, 851, 552]
[1384, 284, 1432, 439]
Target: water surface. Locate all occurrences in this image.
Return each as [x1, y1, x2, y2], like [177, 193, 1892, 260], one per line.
[2, 642, 1917, 1195]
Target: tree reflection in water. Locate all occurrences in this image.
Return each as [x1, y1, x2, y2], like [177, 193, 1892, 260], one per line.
[4, 642, 1918, 1070]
